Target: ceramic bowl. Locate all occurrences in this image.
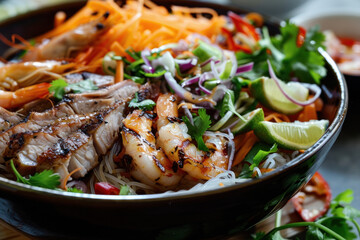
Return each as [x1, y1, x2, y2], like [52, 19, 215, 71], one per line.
[0, 1, 348, 239]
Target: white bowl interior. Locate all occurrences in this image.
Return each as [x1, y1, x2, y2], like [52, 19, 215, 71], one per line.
[292, 12, 360, 39]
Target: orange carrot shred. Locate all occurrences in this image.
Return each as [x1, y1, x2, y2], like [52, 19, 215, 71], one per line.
[115, 60, 124, 83]
[61, 167, 82, 191]
[232, 131, 258, 167]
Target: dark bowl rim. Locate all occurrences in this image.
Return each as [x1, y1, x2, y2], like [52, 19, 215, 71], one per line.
[0, 1, 348, 203]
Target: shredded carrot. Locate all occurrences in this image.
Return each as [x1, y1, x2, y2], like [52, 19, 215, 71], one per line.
[314, 97, 324, 112]
[61, 167, 82, 191]
[298, 103, 318, 122]
[29, 0, 225, 69]
[232, 131, 258, 167]
[264, 112, 291, 122]
[115, 60, 124, 83]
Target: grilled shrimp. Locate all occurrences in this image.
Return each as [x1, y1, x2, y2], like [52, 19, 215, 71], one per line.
[156, 94, 229, 180]
[24, 16, 110, 61]
[121, 110, 183, 188]
[0, 82, 50, 109]
[0, 60, 74, 91]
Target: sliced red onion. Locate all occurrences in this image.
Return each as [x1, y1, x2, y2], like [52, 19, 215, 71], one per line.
[181, 75, 200, 87]
[212, 84, 228, 102]
[198, 72, 214, 95]
[267, 60, 321, 107]
[236, 62, 254, 74]
[67, 180, 88, 193]
[153, 52, 176, 76]
[181, 101, 194, 125]
[175, 58, 198, 72]
[141, 48, 154, 73]
[211, 60, 220, 80]
[200, 57, 220, 67]
[164, 72, 215, 108]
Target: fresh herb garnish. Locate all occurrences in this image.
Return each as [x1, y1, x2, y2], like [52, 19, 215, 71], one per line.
[49, 79, 68, 100]
[128, 92, 156, 111]
[255, 189, 360, 240]
[236, 22, 326, 84]
[67, 187, 84, 193]
[120, 185, 130, 195]
[49, 79, 98, 100]
[239, 142, 278, 178]
[218, 90, 247, 123]
[10, 159, 60, 189]
[183, 108, 211, 152]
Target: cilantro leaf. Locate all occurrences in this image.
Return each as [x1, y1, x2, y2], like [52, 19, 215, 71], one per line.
[49, 79, 98, 100]
[10, 159, 60, 190]
[250, 22, 327, 84]
[182, 108, 211, 152]
[67, 187, 84, 193]
[120, 185, 130, 195]
[239, 142, 278, 178]
[128, 92, 156, 111]
[49, 79, 68, 100]
[28, 170, 61, 189]
[218, 90, 247, 125]
[69, 79, 98, 94]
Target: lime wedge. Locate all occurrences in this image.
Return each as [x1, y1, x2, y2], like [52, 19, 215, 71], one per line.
[230, 108, 264, 134]
[250, 77, 309, 115]
[254, 120, 329, 150]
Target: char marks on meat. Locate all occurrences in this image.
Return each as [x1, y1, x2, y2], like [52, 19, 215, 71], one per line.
[1, 80, 139, 179]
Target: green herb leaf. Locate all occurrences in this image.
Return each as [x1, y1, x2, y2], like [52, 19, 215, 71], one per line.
[182, 108, 211, 152]
[218, 90, 247, 125]
[49, 79, 68, 100]
[128, 92, 156, 111]
[120, 185, 130, 195]
[10, 160, 60, 190]
[67, 187, 84, 193]
[69, 79, 98, 93]
[27, 170, 61, 189]
[239, 142, 277, 178]
[49, 79, 98, 100]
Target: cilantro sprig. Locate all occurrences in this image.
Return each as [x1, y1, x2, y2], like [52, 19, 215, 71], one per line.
[236, 22, 326, 84]
[255, 189, 360, 240]
[128, 92, 156, 111]
[10, 159, 60, 189]
[49, 79, 98, 100]
[183, 108, 211, 152]
[239, 142, 278, 178]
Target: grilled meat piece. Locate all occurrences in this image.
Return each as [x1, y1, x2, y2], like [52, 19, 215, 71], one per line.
[0, 107, 22, 132]
[37, 131, 98, 180]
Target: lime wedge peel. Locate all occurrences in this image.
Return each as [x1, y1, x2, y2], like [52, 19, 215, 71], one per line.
[254, 120, 329, 150]
[250, 77, 309, 115]
[229, 108, 264, 134]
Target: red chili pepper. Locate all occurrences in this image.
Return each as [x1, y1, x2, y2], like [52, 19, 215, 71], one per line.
[296, 26, 306, 47]
[94, 182, 120, 195]
[221, 27, 252, 54]
[338, 36, 359, 47]
[292, 172, 332, 222]
[228, 11, 260, 41]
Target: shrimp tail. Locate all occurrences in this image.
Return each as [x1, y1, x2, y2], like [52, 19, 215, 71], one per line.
[0, 82, 50, 109]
